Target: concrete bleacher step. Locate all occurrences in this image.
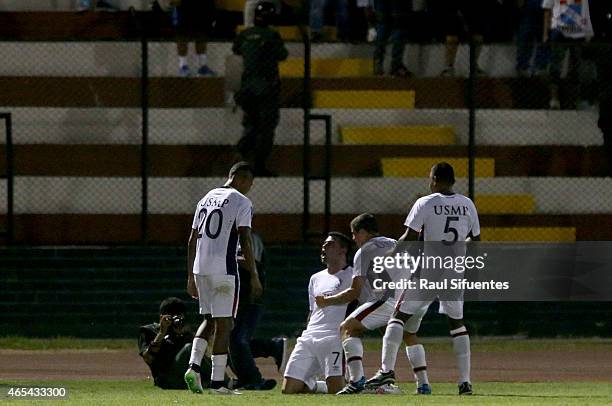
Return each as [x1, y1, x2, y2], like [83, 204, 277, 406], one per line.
[313, 90, 415, 109]
[381, 157, 495, 178]
[475, 194, 535, 214]
[280, 58, 372, 77]
[481, 227, 576, 242]
[341, 125, 454, 145]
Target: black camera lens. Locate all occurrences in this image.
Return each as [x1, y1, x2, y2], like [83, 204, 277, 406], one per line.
[172, 316, 184, 327]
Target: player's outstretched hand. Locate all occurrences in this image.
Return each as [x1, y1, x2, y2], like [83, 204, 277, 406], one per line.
[187, 278, 198, 299]
[159, 314, 172, 333]
[315, 295, 328, 308]
[251, 275, 263, 299]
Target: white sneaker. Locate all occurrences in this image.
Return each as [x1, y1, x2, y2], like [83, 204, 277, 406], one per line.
[184, 368, 204, 394]
[210, 387, 242, 395]
[549, 98, 561, 110]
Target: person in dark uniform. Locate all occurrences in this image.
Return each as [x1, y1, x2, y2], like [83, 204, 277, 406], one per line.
[138, 297, 213, 389]
[233, 1, 289, 177]
[229, 232, 288, 390]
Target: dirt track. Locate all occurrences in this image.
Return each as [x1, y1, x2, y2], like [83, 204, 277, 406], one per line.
[2, 349, 611, 383]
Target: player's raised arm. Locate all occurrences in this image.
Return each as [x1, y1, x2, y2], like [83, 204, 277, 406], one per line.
[239, 226, 263, 299]
[186, 228, 198, 299]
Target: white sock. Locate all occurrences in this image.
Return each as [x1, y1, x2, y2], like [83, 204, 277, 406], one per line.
[198, 53, 208, 67]
[451, 327, 471, 384]
[406, 344, 429, 385]
[342, 337, 364, 382]
[314, 381, 328, 393]
[381, 320, 403, 373]
[189, 337, 208, 367]
[179, 56, 188, 68]
[211, 353, 228, 383]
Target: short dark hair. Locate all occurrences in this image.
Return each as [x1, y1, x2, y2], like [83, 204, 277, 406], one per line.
[327, 231, 352, 251]
[350, 213, 379, 234]
[431, 162, 455, 184]
[159, 297, 186, 316]
[229, 161, 253, 178]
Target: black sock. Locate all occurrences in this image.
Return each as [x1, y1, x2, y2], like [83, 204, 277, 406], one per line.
[210, 380, 224, 389]
[189, 363, 201, 374]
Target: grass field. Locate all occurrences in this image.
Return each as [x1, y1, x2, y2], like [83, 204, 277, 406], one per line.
[1, 380, 611, 405]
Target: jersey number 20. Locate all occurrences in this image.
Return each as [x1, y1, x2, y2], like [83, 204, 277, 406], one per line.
[197, 208, 223, 239]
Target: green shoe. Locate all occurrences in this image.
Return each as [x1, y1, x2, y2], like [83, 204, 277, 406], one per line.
[184, 368, 204, 394]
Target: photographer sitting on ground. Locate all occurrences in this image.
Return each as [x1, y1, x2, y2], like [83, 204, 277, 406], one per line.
[139, 297, 212, 389]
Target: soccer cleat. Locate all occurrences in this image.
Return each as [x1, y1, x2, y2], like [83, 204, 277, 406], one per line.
[210, 387, 242, 395]
[179, 65, 191, 78]
[243, 378, 277, 391]
[416, 383, 432, 395]
[272, 337, 289, 373]
[390, 65, 414, 78]
[184, 368, 204, 394]
[197, 65, 217, 77]
[365, 369, 395, 389]
[458, 381, 473, 395]
[336, 376, 365, 395]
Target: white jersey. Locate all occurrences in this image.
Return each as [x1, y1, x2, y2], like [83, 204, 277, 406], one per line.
[405, 192, 480, 242]
[303, 266, 354, 338]
[542, 0, 593, 39]
[191, 186, 253, 276]
[353, 236, 398, 304]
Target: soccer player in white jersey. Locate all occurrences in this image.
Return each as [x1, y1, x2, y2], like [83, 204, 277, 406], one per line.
[315, 213, 400, 395]
[282, 232, 355, 394]
[379, 162, 480, 396]
[184, 162, 263, 395]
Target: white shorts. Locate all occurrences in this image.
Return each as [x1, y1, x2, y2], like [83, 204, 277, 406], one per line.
[284, 334, 343, 390]
[395, 289, 464, 325]
[195, 274, 239, 318]
[347, 300, 395, 331]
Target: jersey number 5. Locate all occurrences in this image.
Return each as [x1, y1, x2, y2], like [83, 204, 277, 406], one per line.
[197, 208, 224, 239]
[443, 216, 459, 244]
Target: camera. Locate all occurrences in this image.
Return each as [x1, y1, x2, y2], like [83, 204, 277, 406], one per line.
[171, 315, 184, 328]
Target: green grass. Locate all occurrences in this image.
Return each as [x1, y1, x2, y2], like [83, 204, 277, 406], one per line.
[1, 380, 611, 405]
[3, 336, 612, 352]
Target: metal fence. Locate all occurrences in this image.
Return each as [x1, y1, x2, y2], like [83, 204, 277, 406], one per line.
[0, 9, 611, 245]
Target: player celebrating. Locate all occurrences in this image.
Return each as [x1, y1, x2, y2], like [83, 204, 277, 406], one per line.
[377, 162, 480, 396]
[184, 161, 263, 395]
[315, 213, 399, 395]
[282, 232, 354, 394]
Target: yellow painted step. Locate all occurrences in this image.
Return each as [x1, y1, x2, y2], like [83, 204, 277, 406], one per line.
[235, 25, 336, 41]
[280, 58, 372, 77]
[381, 157, 495, 177]
[475, 194, 535, 214]
[313, 91, 415, 109]
[480, 227, 576, 242]
[341, 126, 454, 145]
[215, 0, 245, 12]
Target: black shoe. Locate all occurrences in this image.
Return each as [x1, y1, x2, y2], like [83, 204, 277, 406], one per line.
[458, 381, 473, 395]
[244, 379, 277, 391]
[365, 369, 395, 389]
[272, 337, 288, 372]
[336, 377, 365, 395]
[374, 60, 384, 76]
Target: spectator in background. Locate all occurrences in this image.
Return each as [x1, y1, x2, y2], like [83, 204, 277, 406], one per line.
[437, 0, 488, 76]
[230, 232, 288, 390]
[310, 0, 349, 42]
[516, 0, 549, 77]
[373, 0, 413, 77]
[543, 0, 594, 109]
[170, 0, 216, 77]
[244, 0, 282, 27]
[139, 297, 214, 389]
[77, 0, 118, 11]
[233, 2, 288, 177]
[357, 0, 377, 43]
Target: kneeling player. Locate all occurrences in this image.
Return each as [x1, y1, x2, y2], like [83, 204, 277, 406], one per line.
[282, 232, 354, 394]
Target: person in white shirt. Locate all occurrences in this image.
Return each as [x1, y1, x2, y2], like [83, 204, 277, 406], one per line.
[184, 162, 263, 395]
[378, 162, 480, 396]
[542, 0, 594, 109]
[315, 213, 401, 395]
[282, 232, 354, 394]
